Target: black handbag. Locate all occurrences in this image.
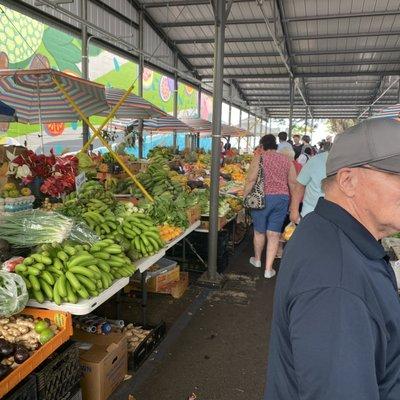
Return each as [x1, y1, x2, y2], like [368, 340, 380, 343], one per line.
[244, 155, 265, 209]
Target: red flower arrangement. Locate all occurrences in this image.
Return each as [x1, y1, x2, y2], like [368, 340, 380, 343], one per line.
[12, 150, 78, 197]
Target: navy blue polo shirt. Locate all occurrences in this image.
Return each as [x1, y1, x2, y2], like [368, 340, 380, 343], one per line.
[265, 198, 400, 400]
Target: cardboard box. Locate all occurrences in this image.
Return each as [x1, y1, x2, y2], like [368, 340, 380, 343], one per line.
[200, 215, 227, 231]
[147, 264, 180, 292]
[0, 145, 27, 164]
[158, 272, 189, 299]
[186, 205, 201, 225]
[73, 331, 128, 400]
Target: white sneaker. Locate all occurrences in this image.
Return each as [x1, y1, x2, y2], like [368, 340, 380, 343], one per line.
[264, 269, 276, 279]
[250, 257, 261, 268]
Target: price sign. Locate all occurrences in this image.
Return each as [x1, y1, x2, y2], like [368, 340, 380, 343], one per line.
[75, 172, 86, 193]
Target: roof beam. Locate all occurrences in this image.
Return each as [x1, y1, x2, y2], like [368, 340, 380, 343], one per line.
[196, 59, 400, 70]
[159, 18, 272, 28]
[126, 0, 200, 80]
[184, 46, 400, 59]
[90, 0, 139, 29]
[144, 0, 251, 7]
[285, 10, 400, 22]
[202, 71, 400, 78]
[174, 30, 400, 44]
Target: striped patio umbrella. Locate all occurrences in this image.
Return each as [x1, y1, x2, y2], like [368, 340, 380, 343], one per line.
[180, 117, 212, 132]
[99, 88, 167, 119]
[109, 116, 193, 133]
[181, 118, 252, 137]
[128, 116, 193, 132]
[0, 69, 109, 123]
[0, 100, 16, 122]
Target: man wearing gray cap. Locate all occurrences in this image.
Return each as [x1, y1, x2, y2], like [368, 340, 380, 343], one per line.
[265, 117, 400, 400]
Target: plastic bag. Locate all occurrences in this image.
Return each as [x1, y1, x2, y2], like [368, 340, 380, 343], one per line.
[0, 271, 29, 317]
[282, 222, 296, 241]
[1, 257, 24, 272]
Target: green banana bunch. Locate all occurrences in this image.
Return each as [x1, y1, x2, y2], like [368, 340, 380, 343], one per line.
[15, 239, 136, 305]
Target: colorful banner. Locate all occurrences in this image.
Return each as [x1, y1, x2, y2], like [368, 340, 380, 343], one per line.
[200, 92, 213, 121]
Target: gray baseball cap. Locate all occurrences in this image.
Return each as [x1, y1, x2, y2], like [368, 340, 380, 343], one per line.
[326, 117, 400, 176]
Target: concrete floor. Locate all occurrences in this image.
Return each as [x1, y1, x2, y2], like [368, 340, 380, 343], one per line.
[110, 235, 277, 400]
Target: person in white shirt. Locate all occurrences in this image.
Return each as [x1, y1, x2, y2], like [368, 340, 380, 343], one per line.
[297, 146, 312, 166]
[277, 131, 292, 151]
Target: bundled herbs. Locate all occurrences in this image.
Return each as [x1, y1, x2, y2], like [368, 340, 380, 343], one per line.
[0, 210, 98, 247]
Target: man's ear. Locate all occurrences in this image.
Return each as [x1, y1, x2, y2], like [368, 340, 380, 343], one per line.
[336, 168, 358, 198]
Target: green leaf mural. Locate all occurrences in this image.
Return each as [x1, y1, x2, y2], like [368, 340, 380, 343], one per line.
[42, 28, 81, 75]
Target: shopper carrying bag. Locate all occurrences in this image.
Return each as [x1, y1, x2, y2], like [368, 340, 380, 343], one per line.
[244, 135, 297, 279]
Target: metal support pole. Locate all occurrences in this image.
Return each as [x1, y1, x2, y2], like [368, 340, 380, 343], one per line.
[238, 110, 242, 152]
[199, 0, 229, 287]
[197, 132, 200, 148]
[247, 112, 251, 152]
[197, 84, 202, 118]
[304, 107, 308, 135]
[228, 81, 232, 125]
[397, 77, 400, 103]
[288, 77, 294, 139]
[138, 7, 144, 159]
[80, 0, 89, 145]
[173, 53, 178, 150]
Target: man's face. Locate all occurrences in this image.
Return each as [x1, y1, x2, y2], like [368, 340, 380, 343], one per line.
[354, 167, 400, 236]
[293, 136, 300, 145]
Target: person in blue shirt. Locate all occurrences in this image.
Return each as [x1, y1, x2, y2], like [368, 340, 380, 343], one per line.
[290, 140, 331, 224]
[265, 117, 400, 400]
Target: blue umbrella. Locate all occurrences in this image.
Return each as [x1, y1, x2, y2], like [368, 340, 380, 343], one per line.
[0, 99, 16, 122]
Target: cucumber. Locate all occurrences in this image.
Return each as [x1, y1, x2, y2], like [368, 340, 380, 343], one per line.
[64, 245, 76, 256]
[32, 262, 45, 271]
[23, 256, 34, 266]
[97, 259, 111, 273]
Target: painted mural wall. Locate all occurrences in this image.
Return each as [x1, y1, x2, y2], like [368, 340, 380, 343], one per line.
[0, 5, 194, 152]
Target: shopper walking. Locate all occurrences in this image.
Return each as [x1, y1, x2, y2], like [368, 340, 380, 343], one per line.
[265, 117, 400, 400]
[277, 131, 292, 152]
[277, 146, 302, 175]
[244, 134, 297, 279]
[296, 146, 312, 166]
[290, 141, 331, 223]
[291, 134, 303, 159]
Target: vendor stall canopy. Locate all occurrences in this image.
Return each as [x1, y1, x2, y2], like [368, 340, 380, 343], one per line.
[12, 0, 400, 120]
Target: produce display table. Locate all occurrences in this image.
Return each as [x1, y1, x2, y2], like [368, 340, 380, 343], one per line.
[28, 277, 129, 315]
[165, 221, 201, 251]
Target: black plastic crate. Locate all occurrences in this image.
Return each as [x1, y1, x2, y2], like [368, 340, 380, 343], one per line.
[4, 375, 37, 400]
[128, 321, 166, 371]
[34, 341, 81, 400]
[59, 383, 82, 400]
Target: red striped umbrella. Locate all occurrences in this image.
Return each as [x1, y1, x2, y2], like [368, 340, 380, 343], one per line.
[99, 88, 168, 119]
[373, 104, 400, 119]
[0, 69, 109, 123]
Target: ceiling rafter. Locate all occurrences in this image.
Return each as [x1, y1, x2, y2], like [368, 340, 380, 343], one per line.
[174, 30, 400, 44]
[202, 71, 400, 79]
[195, 59, 400, 70]
[184, 46, 400, 59]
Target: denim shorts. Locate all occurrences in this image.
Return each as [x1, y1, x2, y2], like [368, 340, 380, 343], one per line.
[251, 195, 290, 233]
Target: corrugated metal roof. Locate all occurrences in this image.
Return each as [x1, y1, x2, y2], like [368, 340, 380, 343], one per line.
[17, 0, 400, 118]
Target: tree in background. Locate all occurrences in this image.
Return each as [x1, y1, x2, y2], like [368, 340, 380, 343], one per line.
[326, 119, 357, 135]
